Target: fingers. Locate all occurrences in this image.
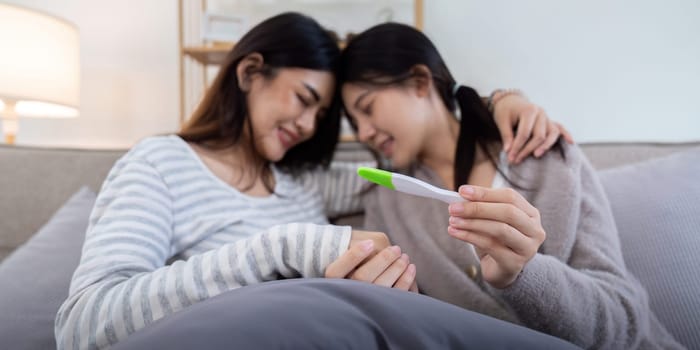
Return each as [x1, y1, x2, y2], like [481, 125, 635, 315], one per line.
[447, 226, 516, 264]
[391, 262, 417, 291]
[349, 246, 417, 292]
[409, 279, 419, 293]
[514, 112, 547, 163]
[447, 228, 523, 279]
[448, 201, 542, 239]
[556, 122, 575, 144]
[327, 241, 418, 293]
[508, 105, 538, 163]
[534, 120, 561, 158]
[325, 240, 375, 278]
[448, 218, 531, 255]
[349, 245, 402, 282]
[373, 253, 410, 287]
[494, 112, 515, 154]
[456, 186, 539, 218]
[447, 186, 546, 289]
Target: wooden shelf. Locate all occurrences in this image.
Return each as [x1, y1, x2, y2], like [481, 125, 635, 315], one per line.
[179, 0, 423, 122]
[182, 43, 234, 65]
[180, 0, 423, 66]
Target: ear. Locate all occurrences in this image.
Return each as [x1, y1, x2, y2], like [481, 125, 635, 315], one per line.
[236, 52, 265, 92]
[408, 64, 433, 98]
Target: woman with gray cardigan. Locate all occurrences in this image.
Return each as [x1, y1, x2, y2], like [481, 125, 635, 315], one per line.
[338, 23, 682, 349]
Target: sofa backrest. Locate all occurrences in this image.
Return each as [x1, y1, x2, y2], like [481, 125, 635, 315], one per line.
[1, 141, 698, 261]
[0, 145, 124, 260]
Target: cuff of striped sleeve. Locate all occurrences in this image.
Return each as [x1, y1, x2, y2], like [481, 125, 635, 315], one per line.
[333, 225, 353, 264]
[291, 223, 352, 278]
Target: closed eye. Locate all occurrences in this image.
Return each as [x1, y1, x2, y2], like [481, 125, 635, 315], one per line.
[363, 101, 373, 116]
[296, 93, 310, 107]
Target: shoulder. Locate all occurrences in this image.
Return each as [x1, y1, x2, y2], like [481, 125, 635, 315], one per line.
[125, 135, 188, 163]
[108, 135, 193, 182]
[512, 142, 589, 181]
[502, 142, 595, 205]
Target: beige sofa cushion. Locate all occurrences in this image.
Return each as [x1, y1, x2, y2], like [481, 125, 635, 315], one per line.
[599, 148, 700, 348]
[0, 187, 95, 350]
[1, 141, 699, 261]
[0, 145, 123, 260]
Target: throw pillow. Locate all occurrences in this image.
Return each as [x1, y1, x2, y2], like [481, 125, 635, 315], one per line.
[599, 147, 700, 349]
[0, 187, 95, 350]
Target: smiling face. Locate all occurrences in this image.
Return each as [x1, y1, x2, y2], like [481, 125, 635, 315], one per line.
[342, 82, 433, 168]
[244, 67, 335, 162]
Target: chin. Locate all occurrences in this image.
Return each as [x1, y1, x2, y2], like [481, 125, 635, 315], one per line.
[390, 155, 411, 169]
[266, 149, 286, 162]
[258, 142, 286, 162]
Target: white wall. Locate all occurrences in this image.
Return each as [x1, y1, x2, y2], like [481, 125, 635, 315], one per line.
[209, 0, 414, 39]
[425, 0, 700, 142]
[3, 0, 179, 148]
[3, 0, 697, 147]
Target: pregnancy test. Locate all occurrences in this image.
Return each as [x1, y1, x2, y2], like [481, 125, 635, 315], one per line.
[357, 167, 464, 204]
[357, 167, 478, 260]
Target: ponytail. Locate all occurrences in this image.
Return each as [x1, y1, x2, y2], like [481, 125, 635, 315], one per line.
[452, 85, 502, 190]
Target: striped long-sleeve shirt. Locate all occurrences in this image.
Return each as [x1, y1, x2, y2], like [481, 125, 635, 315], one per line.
[55, 135, 369, 350]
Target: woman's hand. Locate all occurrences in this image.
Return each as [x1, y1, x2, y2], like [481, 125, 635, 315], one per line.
[325, 230, 418, 292]
[447, 186, 546, 289]
[492, 93, 574, 164]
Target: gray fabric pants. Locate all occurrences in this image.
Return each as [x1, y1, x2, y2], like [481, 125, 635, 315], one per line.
[114, 278, 580, 350]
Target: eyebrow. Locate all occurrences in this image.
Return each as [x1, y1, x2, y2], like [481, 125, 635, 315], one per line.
[303, 83, 320, 102]
[354, 90, 371, 110]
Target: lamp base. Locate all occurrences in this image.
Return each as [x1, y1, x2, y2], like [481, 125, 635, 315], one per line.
[1, 100, 18, 145]
[1, 118, 18, 145]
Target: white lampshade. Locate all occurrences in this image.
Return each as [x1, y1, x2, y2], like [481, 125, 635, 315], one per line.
[0, 3, 79, 118]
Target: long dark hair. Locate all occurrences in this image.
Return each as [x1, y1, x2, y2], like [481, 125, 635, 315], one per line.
[179, 12, 342, 181]
[340, 22, 556, 189]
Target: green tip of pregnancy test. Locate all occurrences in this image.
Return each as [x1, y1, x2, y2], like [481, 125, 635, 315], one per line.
[357, 167, 395, 190]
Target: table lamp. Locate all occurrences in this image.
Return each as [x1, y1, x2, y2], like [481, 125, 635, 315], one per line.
[0, 3, 80, 144]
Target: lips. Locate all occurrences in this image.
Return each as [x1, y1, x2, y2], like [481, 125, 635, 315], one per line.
[277, 127, 300, 149]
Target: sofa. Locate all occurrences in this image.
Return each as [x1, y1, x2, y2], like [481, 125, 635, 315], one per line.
[1, 141, 698, 349]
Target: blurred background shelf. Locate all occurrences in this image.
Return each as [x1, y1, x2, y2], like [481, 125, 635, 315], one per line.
[182, 43, 234, 65]
[179, 0, 423, 141]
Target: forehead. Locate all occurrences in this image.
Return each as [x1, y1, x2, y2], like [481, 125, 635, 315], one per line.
[275, 68, 335, 101]
[341, 83, 373, 102]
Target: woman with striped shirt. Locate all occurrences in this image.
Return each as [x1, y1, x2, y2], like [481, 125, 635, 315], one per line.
[55, 13, 566, 350]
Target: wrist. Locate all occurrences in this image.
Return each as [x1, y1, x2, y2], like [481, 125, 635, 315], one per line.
[487, 89, 525, 112]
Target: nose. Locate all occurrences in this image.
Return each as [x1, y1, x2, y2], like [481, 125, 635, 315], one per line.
[295, 109, 316, 137]
[356, 118, 376, 143]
